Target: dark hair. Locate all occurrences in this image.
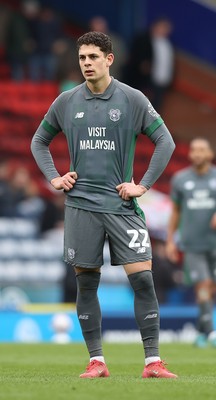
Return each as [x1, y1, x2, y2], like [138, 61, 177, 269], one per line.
[77, 31, 113, 55]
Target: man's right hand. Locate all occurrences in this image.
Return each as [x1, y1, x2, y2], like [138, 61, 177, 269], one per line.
[165, 240, 179, 263]
[51, 171, 77, 191]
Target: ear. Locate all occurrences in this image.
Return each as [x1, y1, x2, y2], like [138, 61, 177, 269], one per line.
[106, 53, 114, 67]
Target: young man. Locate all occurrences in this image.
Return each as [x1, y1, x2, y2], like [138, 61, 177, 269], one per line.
[31, 31, 177, 378]
[166, 138, 216, 347]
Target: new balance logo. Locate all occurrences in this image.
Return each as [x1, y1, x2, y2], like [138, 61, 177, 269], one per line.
[137, 247, 146, 254]
[78, 314, 89, 320]
[144, 313, 158, 320]
[75, 112, 84, 119]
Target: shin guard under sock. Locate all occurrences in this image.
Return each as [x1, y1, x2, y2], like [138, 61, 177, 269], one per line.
[76, 271, 102, 358]
[128, 270, 160, 358]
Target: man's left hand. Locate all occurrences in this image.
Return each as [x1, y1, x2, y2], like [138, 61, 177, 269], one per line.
[116, 182, 147, 200]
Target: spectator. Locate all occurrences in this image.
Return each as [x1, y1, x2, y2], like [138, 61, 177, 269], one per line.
[5, 0, 40, 80]
[89, 16, 127, 80]
[125, 17, 174, 112]
[55, 38, 83, 92]
[28, 6, 64, 81]
[8, 165, 44, 220]
[0, 161, 44, 219]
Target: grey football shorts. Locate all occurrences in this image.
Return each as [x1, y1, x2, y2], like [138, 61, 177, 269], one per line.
[184, 251, 216, 284]
[64, 206, 152, 268]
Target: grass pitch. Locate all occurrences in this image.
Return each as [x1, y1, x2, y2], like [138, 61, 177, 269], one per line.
[0, 343, 215, 400]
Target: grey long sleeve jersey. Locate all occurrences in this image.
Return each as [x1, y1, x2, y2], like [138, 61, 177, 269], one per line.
[31, 78, 175, 214]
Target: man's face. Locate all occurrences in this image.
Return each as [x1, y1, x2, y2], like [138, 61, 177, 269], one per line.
[78, 44, 113, 84]
[189, 139, 214, 168]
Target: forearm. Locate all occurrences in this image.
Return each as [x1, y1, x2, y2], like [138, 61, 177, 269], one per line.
[31, 126, 60, 182]
[140, 125, 175, 189]
[166, 205, 180, 262]
[167, 207, 180, 242]
[210, 211, 216, 229]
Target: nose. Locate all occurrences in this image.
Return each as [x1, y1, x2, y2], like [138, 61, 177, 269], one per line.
[84, 57, 91, 66]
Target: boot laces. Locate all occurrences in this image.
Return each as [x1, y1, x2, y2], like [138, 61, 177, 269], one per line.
[86, 360, 101, 371]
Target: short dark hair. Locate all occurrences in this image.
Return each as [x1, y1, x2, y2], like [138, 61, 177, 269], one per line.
[77, 31, 113, 55]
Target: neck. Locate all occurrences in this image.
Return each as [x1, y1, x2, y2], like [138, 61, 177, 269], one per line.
[87, 76, 111, 94]
[194, 163, 211, 175]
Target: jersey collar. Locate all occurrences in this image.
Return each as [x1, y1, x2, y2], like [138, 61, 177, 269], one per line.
[83, 77, 116, 100]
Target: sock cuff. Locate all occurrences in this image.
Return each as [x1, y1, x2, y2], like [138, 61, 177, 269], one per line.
[145, 356, 160, 366]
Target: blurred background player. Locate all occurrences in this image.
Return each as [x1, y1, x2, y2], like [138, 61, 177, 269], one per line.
[166, 138, 216, 347]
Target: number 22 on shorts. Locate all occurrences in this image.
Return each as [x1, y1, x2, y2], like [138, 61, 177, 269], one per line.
[127, 229, 150, 248]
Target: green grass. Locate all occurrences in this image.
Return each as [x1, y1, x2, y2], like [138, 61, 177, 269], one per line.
[0, 343, 215, 400]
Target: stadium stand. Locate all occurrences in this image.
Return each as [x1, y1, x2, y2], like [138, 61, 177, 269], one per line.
[0, 46, 10, 79]
[162, 51, 216, 145]
[0, 217, 65, 304]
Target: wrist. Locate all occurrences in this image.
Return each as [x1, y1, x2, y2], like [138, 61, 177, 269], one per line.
[167, 237, 175, 244]
[50, 176, 60, 184]
[138, 184, 148, 193]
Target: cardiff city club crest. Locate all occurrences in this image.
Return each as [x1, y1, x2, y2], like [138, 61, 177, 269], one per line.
[108, 109, 121, 122]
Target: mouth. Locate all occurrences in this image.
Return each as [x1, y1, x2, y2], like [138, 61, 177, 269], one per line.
[85, 70, 94, 76]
